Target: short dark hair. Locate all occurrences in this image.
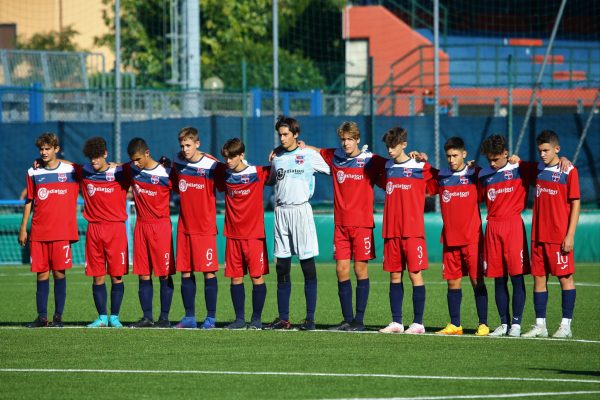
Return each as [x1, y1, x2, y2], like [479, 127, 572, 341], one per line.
[127, 137, 149, 156]
[444, 136, 465, 152]
[221, 138, 245, 158]
[35, 132, 59, 148]
[480, 134, 507, 156]
[83, 137, 107, 159]
[382, 127, 407, 148]
[536, 130, 560, 146]
[275, 115, 300, 135]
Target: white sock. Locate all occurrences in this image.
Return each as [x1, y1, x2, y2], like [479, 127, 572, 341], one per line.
[561, 318, 572, 327]
[536, 318, 546, 326]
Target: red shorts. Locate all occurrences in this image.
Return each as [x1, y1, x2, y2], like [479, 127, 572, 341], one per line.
[531, 241, 575, 277]
[442, 242, 483, 281]
[383, 237, 428, 273]
[333, 226, 376, 262]
[85, 222, 129, 277]
[133, 219, 175, 277]
[484, 217, 530, 278]
[30, 240, 74, 273]
[176, 232, 219, 273]
[224, 238, 269, 278]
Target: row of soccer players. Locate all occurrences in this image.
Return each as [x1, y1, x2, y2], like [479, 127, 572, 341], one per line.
[19, 117, 579, 338]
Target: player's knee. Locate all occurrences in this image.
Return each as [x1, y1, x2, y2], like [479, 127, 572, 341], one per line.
[300, 257, 317, 281]
[276, 257, 292, 283]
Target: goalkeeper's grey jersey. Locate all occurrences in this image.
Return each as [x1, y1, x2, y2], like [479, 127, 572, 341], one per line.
[270, 147, 330, 206]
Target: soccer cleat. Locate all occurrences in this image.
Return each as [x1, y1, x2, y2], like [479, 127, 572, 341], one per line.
[489, 324, 508, 337]
[508, 324, 521, 337]
[436, 323, 463, 335]
[299, 319, 316, 331]
[87, 315, 109, 328]
[328, 321, 352, 331]
[26, 316, 49, 328]
[200, 317, 216, 330]
[342, 320, 365, 332]
[405, 323, 426, 334]
[379, 321, 404, 334]
[225, 319, 247, 330]
[552, 325, 572, 339]
[522, 324, 548, 338]
[108, 315, 123, 328]
[264, 318, 292, 330]
[248, 319, 263, 330]
[129, 317, 154, 328]
[174, 316, 197, 329]
[475, 324, 490, 336]
[155, 318, 171, 328]
[50, 315, 64, 328]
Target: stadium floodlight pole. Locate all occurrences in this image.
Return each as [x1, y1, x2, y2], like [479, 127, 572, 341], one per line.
[433, 0, 440, 212]
[572, 89, 600, 164]
[273, 0, 279, 148]
[513, 0, 568, 155]
[114, 0, 122, 163]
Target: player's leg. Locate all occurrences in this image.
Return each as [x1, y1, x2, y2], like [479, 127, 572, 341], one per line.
[148, 220, 175, 328]
[523, 242, 549, 337]
[28, 242, 51, 327]
[88, 275, 109, 328]
[293, 204, 319, 325]
[437, 245, 463, 335]
[553, 273, 575, 338]
[404, 238, 427, 334]
[352, 227, 375, 330]
[49, 240, 73, 327]
[203, 270, 218, 328]
[268, 206, 292, 329]
[175, 231, 197, 328]
[248, 239, 269, 330]
[225, 239, 247, 329]
[84, 224, 108, 327]
[485, 222, 510, 336]
[130, 223, 154, 327]
[109, 275, 125, 328]
[333, 226, 354, 329]
[467, 240, 489, 336]
[506, 219, 529, 337]
[380, 238, 404, 333]
[300, 257, 318, 324]
[197, 234, 219, 328]
[102, 221, 128, 328]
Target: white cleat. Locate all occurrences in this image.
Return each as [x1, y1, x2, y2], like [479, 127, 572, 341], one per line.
[379, 321, 404, 334]
[522, 324, 548, 338]
[489, 324, 508, 337]
[404, 323, 426, 334]
[552, 325, 573, 339]
[508, 324, 521, 337]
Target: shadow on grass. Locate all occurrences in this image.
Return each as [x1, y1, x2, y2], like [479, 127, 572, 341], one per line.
[531, 368, 600, 377]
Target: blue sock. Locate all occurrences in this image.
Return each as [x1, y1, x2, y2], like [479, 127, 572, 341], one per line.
[204, 276, 218, 319]
[181, 277, 196, 318]
[251, 283, 267, 321]
[533, 291, 548, 319]
[92, 283, 107, 316]
[473, 284, 488, 325]
[277, 281, 291, 321]
[36, 279, 49, 318]
[494, 277, 510, 325]
[447, 288, 462, 326]
[110, 282, 124, 316]
[389, 282, 404, 324]
[139, 280, 153, 320]
[355, 278, 370, 323]
[510, 275, 526, 325]
[338, 280, 353, 323]
[159, 277, 174, 321]
[412, 285, 426, 325]
[53, 277, 66, 317]
[561, 289, 576, 319]
[230, 283, 245, 321]
[304, 279, 317, 321]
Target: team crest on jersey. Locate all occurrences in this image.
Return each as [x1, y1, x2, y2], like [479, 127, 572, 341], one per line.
[197, 168, 206, 177]
[241, 174, 250, 184]
[58, 173, 67, 182]
[151, 175, 159, 184]
[106, 171, 115, 182]
[295, 155, 305, 165]
[356, 158, 365, 168]
[37, 187, 49, 200]
[336, 171, 346, 183]
[552, 171, 561, 182]
[503, 170, 513, 180]
[86, 183, 96, 196]
[460, 175, 469, 185]
[403, 168, 412, 177]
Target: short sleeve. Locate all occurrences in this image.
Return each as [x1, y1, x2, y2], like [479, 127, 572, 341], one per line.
[567, 167, 580, 201]
[319, 148, 335, 167]
[311, 150, 331, 175]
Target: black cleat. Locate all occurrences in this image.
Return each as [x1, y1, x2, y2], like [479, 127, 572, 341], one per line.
[248, 319, 262, 330]
[329, 320, 352, 331]
[264, 318, 292, 330]
[299, 319, 316, 331]
[225, 319, 247, 330]
[344, 320, 366, 332]
[129, 317, 154, 328]
[155, 318, 171, 328]
[26, 316, 49, 328]
[50, 315, 64, 328]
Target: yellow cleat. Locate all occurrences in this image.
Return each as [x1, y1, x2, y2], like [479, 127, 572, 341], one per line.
[436, 323, 463, 335]
[475, 323, 490, 336]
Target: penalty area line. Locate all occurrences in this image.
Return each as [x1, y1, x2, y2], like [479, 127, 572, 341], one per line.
[331, 390, 600, 400]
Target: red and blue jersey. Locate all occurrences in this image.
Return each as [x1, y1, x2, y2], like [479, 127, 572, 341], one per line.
[431, 166, 482, 246]
[126, 162, 172, 222]
[26, 162, 79, 242]
[531, 163, 580, 244]
[379, 159, 435, 238]
[76, 164, 130, 223]
[170, 153, 226, 235]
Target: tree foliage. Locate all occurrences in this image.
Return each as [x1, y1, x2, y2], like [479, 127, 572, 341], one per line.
[17, 25, 82, 52]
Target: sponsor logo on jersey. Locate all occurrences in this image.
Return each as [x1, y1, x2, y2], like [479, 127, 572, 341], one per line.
[487, 186, 514, 201]
[151, 175, 159, 184]
[336, 171, 363, 184]
[37, 187, 67, 200]
[503, 170, 513, 180]
[276, 168, 286, 180]
[134, 183, 157, 197]
[178, 179, 205, 192]
[386, 181, 412, 194]
[58, 173, 67, 182]
[86, 183, 115, 196]
[442, 189, 470, 203]
[295, 155, 305, 165]
[227, 188, 251, 197]
[552, 171, 561, 182]
[241, 175, 250, 184]
[403, 168, 413, 177]
[460, 175, 469, 185]
[106, 171, 115, 182]
[536, 184, 558, 197]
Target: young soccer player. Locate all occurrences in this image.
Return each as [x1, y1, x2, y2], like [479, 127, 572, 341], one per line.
[522, 130, 580, 338]
[378, 127, 435, 334]
[170, 127, 225, 329]
[126, 138, 176, 328]
[266, 115, 330, 330]
[76, 137, 130, 328]
[429, 137, 489, 336]
[217, 138, 270, 329]
[302, 121, 386, 331]
[478, 135, 537, 337]
[18, 133, 79, 328]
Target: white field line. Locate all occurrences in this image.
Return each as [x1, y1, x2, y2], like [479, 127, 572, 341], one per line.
[0, 369, 599, 386]
[331, 390, 600, 400]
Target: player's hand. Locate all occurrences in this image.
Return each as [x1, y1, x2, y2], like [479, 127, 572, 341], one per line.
[466, 159, 477, 168]
[408, 151, 428, 162]
[107, 161, 119, 168]
[558, 156, 572, 172]
[561, 235, 575, 253]
[32, 158, 42, 169]
[18, 229, 27, 247]
[159, 156, 172, 168]
[508, 154, 520, 164]
[298, 140, 306, 149]
[269, 145, 284, 162]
